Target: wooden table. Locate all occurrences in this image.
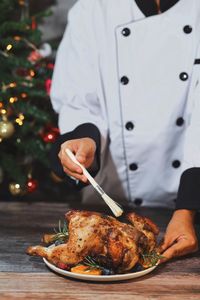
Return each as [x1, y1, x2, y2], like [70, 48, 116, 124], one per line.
[0, 201, 200, 300]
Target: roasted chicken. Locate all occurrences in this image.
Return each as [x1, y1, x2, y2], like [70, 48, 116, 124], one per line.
[27, 210, 159, 273]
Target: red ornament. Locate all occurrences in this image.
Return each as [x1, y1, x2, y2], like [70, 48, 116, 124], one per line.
[45, 79, 52, 95]
[28, 50, 42, 63]
[47, 63, 54, 70]
[41, 127, 60, 143]
[26, 179, 38, 193]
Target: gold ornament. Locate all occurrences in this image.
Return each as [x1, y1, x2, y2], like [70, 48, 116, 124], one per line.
[9, 182, 26, 196]
[0, 119, 15, 139]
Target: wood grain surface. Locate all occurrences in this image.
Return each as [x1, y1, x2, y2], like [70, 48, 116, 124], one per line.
[0, 201, 200, 300]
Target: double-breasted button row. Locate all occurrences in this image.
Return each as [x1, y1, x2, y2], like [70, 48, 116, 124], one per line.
[120, 25, 190, 84]
[121, 24, 192, 37]
[129, 160, 181, 172]
[121, 25, 192, 37]
[130, 160, 181, 206]
[125, 118, 184, 131]
[121, 26, 192, 38]
[121, 72, 189, 85]
[121, 26, 193, 38]
[120, 24, 183, 178]
[121, 25, 193, 37]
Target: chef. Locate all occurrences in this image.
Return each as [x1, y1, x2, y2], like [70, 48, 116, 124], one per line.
[50, 0, 199, 262]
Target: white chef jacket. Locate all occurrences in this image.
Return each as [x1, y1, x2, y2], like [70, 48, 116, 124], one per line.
[51, 0, 200, 208]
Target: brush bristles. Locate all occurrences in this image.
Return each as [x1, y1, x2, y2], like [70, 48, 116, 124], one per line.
[102, 194, 123, 217]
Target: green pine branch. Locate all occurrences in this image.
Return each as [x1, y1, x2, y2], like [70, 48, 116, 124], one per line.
[15, 102, 52, 123]
[15, 138, 51, 167]
[0, 21, 29, 36]
[0, 152, 27, 185]
[0, 0, 57, 193]
[0, 0, 18, 24]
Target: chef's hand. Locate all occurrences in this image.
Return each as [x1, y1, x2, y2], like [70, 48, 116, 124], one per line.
[58, 138, 96, 183]
[159, 209, 198, 263]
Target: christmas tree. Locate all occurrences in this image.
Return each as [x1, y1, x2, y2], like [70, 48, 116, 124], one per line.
[0, 0, 59, 197]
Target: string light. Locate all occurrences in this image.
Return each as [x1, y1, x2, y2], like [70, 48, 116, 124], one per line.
[1, 82, 17, 92]
[19, 113, 25, 120]
[21, 93, 27, 99]
[16, 113, 25, 126]
[6, 44, 13, 51]
[9, 97, 18, 103]
[0, 102, 3, 108]
[15, 118, 23, 126]
[47, 133, 54, 141]
[9, 82, 17, 88]
[0, 109, 7, 115]
[14, 36, 21, 41]
[29, 69, 35, 77]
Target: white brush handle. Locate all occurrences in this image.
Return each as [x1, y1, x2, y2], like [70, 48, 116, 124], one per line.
[65, 148, 123, 217]
[65, 149, 105, 196]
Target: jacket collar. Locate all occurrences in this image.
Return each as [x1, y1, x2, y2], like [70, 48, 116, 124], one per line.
[135, 0, 180, 16]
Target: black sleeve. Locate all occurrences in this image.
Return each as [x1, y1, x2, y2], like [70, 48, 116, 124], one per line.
[176, 168, 200, 210]
[50, 123, 101, 189]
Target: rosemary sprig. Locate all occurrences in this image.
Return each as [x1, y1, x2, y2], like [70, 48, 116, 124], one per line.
[82, 256, 114, 275]
[53, 220, 69, 243]
[83, 256, 103, 270]
[141, 251, 164, 267]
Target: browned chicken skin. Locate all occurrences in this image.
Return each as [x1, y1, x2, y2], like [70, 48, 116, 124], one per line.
[27, 210, 159, 273]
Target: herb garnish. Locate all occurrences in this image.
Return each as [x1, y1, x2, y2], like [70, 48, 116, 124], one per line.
[53, 220, 69, 244]
[83, 256, 102, 270]
[141, 251, 163, 267]
[82, 256, 114, 275]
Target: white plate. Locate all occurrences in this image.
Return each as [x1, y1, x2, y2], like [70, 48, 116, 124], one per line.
[43, 258, 158, 282]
